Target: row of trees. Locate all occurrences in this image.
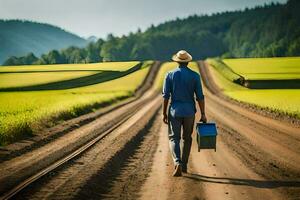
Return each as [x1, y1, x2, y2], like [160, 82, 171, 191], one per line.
[223, 0, 300, 58]
[3, 0, 300, 66]
[4, 40, 104, 65]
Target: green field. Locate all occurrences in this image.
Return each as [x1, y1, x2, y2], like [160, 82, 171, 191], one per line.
[207, 58, 300, 118]
[223, 57, 300, 80]
[0, 62, 137, 72]
[206, 58, 243, 84]
[0, 61, 151, 145]
[154, 62, 199, 90]
[0, 61, 140, 90]
[0, 71, 100, 89]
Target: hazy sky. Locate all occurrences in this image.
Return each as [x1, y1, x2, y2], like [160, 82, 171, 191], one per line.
[0, 0, 287, 38]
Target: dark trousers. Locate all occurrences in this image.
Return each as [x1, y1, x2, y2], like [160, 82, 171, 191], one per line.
[168, 114, 195, 168]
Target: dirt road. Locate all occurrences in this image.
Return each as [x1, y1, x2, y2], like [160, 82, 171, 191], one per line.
[139, 61, 300, 200]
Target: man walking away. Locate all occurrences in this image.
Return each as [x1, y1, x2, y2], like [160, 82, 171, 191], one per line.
[162, 50, 207, 177]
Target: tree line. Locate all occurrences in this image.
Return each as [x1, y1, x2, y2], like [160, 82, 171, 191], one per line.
[3, 0, 300, 66]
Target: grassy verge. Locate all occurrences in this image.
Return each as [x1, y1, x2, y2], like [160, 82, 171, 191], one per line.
[206, 58, 244, 85]
[0, 62, 149, 146]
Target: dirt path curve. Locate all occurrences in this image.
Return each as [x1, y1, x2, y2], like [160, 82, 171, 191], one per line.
[139, 61, 300, 200]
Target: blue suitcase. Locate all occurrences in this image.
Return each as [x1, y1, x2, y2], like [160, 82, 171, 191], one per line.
[196, 122, 218, 152]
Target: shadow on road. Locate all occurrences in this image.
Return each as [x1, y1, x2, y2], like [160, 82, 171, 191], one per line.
[184, 173, 300, 188]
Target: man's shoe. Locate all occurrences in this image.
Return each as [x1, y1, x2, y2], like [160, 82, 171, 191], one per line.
[173, 164, 182, 177]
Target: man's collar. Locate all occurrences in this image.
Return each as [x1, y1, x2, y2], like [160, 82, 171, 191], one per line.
[179, 65, 187, 68]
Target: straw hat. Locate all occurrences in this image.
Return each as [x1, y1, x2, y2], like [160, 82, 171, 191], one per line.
[172, 50, 192, 62]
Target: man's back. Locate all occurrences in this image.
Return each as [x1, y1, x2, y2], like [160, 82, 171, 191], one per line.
[162, 65, 204, 117]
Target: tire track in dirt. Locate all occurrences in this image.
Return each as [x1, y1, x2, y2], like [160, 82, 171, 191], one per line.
[97, 110, 162, 200]
[13, 96, 161, 200]
[187, 134, 284, 200]
[206, 97, 300, 177]
[215, 121, 300, 199]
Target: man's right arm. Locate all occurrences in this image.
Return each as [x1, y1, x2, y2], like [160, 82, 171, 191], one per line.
[197, 99, 207, 123]
[195, 75, 207, 123]
[163, 98, 169, 124]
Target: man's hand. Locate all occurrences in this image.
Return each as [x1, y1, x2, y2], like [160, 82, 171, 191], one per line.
[200, 114, 207, 123]
[197, 99, 207, 123]
[163, 99, 169, 125]
[163, 113, 168, 124]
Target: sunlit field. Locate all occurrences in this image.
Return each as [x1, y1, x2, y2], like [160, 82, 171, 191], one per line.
[223, 57, 300, 80]
[0, 72, 100, 89]
[0, 61, 138, 72]
[0, 61, 140, 89]
[207, 58, 300, 118]
[0, 61, 150, 145]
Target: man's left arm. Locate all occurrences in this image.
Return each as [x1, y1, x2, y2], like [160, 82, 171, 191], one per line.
[163, 99, 169, 124]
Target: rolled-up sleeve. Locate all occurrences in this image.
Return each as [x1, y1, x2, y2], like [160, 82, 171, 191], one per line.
[162, 73, 171, 99]
[195, 74, 204, 100]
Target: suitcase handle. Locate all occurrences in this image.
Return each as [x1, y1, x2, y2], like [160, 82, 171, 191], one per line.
[199, 119, 207, 123]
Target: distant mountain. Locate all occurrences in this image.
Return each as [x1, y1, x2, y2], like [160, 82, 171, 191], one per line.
[0, 20, 87, 64]
[87, 36, 98, 43]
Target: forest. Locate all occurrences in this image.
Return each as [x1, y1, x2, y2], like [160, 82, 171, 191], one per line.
[3, 0, 300, 66]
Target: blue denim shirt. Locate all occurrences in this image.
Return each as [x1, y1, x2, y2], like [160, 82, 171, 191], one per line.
[162, 65, 204, 117]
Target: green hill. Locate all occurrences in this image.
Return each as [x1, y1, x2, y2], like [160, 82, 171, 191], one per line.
[0, 20, 87, 64]
[3, 0, 300, 65]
